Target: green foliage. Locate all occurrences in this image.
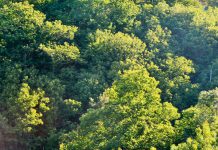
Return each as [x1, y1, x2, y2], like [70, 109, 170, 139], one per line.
[0, 2, 45, 46]
[0, 1, 80, 149]
[0, 1, 79, 69]
[171, 121, 217, 150]
[0, 0, 217, 149]
[44, 0, 140, 32]
[40, 42, 80, 66]
[41, 20, 78, 42]
[85, 30, 146, 67]
[174, 88, 218, 146]
[70, 30, 148, 105]
[15, 83, 50, 132]
[148, 56, 198, 109]
[60, 69, 180, 149]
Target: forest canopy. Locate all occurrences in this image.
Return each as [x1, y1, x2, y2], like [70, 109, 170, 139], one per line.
[0, 0, 217, 150]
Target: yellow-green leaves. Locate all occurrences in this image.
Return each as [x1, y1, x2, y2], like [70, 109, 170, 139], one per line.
[87, 30, 147, 68]
[105, 69, 160, 102]
[40, 42, 80, 65]
[174, 88, 218, 149]
[0, 2, 45, 44]
[0, 1, 80, 70]
[42, 20, 78, 41]
[46, 0, 140, 31]
[16, 83, 50, 132]
[61, 69, 180, 149]
[198, 88, 218, 107]
[63, 99, 81, 113]
[0, 0, 217, 149]
[172, 121, 216, 150]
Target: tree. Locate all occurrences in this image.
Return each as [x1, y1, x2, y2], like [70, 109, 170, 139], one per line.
[174, 88, 218, 146]
[171, 121, 216, 150]
[44, 0, 140, 32]
[0, 0, 217, 149]
[0, 2, 80, 149]
[0, 2, 79, 69]
[14, 83, 50, 132]
[60, 68, 180, 149]
[147, 56, 198, 109]
[69, 30, 148, 106]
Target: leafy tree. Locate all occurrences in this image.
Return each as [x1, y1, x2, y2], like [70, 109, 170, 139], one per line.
[174, 88, 218, 145]
[60, 68, 180, 149]
[148, 56, 198, 109]
[171, 121, 216, 150]
[0, 0, 217, 149]
[14, 83, 50, 132]
[134, 3, 199, 109]
[39, 42, 80, 69]
[68, 30, 148, 106]
[0, 2, 79, 74]
[85, 30, 146, 69]
[0, 2, 81, 149]
[43, 0, 140, 32]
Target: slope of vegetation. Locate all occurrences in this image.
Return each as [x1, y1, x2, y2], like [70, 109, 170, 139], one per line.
[0, 0, 217, 149]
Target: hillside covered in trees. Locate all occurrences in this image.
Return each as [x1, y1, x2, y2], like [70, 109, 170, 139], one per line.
[0, 0, 217, 149]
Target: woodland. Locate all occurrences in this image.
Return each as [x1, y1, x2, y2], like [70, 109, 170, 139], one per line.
[0, 0, 218, 149]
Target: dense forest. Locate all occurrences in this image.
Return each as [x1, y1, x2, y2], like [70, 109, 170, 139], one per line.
[0, 0, 217, 149]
